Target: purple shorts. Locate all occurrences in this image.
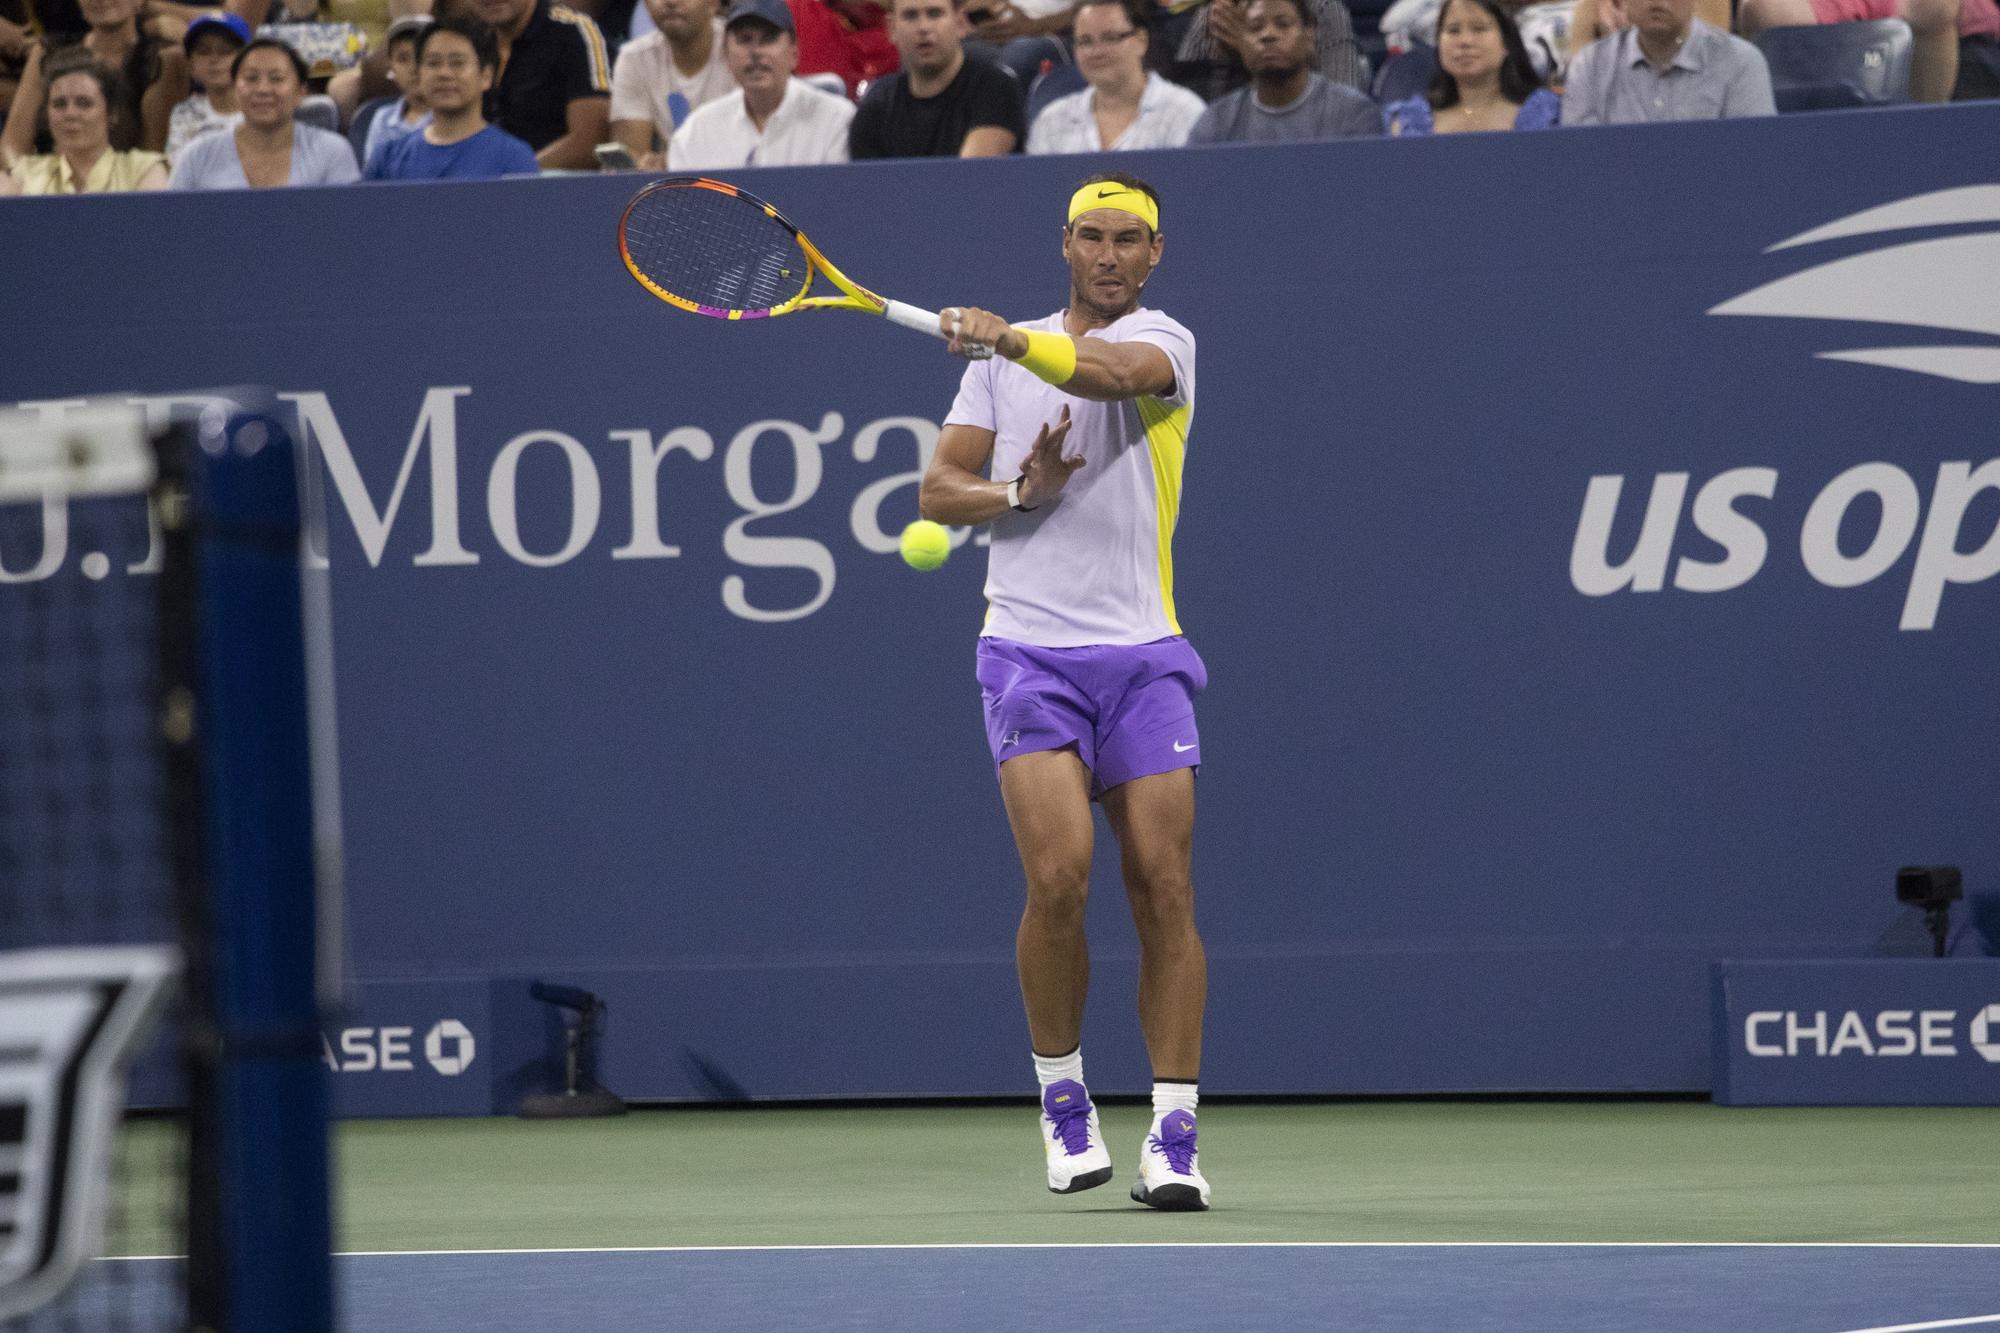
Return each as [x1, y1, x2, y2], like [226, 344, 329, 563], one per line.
[976, 636, 1208, 799]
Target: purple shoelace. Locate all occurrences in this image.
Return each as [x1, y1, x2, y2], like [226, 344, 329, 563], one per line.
[1042, 1080, 1094, 1157]
[1149, 1113, 1198, 1175]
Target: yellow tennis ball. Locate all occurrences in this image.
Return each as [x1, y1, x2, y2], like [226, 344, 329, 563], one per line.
[899, 519, 951, 571]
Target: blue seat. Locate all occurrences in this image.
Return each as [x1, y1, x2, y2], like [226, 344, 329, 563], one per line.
[294, 94, 341, 134]
[1372, 43, 1436, 104]
[1025, 61, 1087, 124]
[1752, 18, 1913, 110]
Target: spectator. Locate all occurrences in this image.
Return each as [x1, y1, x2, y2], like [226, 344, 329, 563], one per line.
[1738, 0, 1965, 102]
[790, 0, 899, 95]
[3, 0, 86, 117]
[2, 0, 185, 155]
[610, 0, 731, 169]
[366, 15, 538, 177]
[667, 0, 853, 166]
[1385, 0, 1558, 130]
[470, 0, 611, 168]
[348, 15, 431, 170]
[1562, 0, 1622, 80]
[850, 0, 1025, 156]
[965, 0, 1073, 86]
[1185, 0, 1381, 141]
[1562, 0, 1774, 121]
[2, 49, 165, 189]
[1963, 7, 2000, 96]
[1027, 0, 1205, 151]
[1170, 0, 1365, 102]
[1380, 0, 1589, 81]
[168, 36, 360, 186]
[165, 11, 248, 159]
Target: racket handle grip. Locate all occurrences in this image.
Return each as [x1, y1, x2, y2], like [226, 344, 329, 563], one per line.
[882, 299, 949, 340]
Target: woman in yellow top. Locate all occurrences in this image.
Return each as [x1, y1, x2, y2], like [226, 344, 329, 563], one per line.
[3, 48, 168, 191]
[1, 0, 186, 154]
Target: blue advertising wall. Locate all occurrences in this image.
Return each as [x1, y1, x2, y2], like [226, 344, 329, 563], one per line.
[3, 104, 1997, 1106]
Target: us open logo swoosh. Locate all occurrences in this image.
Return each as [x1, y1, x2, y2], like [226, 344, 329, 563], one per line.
[1708, 185, 2000, 384]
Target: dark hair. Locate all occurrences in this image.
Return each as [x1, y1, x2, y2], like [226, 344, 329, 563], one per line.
[36, 27, 158, 149]
[386, 24, 428, 54]
[40, 47, 127, 142]
[1074, 0, 1150, 30]
[418, 14, 502, 70]
[231, 35, 311, 84]
[1426, 0, 1541, 109]
[1246, 0, 1318, 30]
[1069, 170, 1162, 233]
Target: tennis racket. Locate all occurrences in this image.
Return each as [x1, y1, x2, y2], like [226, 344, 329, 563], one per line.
[618, 176, 971, 347]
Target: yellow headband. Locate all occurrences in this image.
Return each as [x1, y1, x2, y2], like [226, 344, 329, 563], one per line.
[1067, 182, 1159, 233]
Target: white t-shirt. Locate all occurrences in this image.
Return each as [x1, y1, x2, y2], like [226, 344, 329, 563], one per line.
[609, 21, 735, 145]
[667, 77, 854, 170]
[1027, 72, 1206, 155]
[946, 308, 1197, 648]
[166, 95, 241, 160]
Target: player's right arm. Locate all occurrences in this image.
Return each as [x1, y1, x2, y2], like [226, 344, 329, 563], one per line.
[920, 410, 1079, 525]
[945, 307, 1175, 403]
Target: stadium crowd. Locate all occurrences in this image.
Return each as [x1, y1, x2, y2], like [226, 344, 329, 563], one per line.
[0, 0, 1993, 192]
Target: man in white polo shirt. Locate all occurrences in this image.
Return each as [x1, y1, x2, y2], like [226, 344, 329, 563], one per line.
[667, 0, 854, 167]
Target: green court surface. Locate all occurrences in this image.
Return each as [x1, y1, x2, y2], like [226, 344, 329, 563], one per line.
[118, 1101, 2000, 1254]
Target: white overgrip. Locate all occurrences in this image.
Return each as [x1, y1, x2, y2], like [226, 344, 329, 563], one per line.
[882, 299, 948, 340]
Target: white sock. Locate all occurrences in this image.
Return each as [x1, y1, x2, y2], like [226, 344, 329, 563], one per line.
[1152, 1080, 1198, 1121]
[1034, 1046, 1084, 1091]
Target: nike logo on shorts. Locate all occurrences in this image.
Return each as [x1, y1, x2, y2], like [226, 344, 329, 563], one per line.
[1173, 740, 1196, 753]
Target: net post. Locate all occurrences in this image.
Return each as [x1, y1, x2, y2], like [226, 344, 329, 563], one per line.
[160, 404, 336, 1333]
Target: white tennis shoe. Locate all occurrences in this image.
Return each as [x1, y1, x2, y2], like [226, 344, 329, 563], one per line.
[1040, 1079, 1113, 1194]
[1131, 1108, 1210, 1211]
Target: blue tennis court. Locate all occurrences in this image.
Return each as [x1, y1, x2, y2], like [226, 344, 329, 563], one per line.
[81, 1242, 2000, 1332]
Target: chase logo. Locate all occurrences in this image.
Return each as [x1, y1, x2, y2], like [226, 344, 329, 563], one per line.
[1709, 185, 2000, 384]
[1972, 1004, 2000, 1064]
[1744, 1007, 2000, 1061]
[423, 1020, 477, 1076]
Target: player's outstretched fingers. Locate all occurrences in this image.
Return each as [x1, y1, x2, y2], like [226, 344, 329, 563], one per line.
[1021, 407, 1082, 506]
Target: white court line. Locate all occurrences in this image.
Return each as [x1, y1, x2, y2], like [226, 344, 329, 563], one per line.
[102, 1240, 2000, 1261]
[1832, 1316, 2000, 1333]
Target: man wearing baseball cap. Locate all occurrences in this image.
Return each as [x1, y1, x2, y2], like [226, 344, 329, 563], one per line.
[665, 0, 854, 168]
[165, 10, 249, 159]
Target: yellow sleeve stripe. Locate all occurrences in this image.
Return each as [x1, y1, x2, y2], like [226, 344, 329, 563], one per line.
[551, 5, 612, 91]
[1136, 396, 1191, 637]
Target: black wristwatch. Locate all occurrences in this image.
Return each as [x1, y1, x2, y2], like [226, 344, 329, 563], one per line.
[1007, 476, 1038, 512]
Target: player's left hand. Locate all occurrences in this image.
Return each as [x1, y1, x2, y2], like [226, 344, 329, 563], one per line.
[942, 307, 1028, 362]
[1017, 405, 1082, 508]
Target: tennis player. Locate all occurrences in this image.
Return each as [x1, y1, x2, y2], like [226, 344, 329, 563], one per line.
[919, 173, 1210, 1211]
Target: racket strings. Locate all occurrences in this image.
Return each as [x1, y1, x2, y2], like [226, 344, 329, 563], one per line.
[623, 184, 812, 316]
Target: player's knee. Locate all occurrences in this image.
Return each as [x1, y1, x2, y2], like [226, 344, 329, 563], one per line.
[1022, 860, 1090, 921]
[1902, 0, 1960, 34]
[1736, 0, 1807, 33]
[1125, 867, 1195, 931]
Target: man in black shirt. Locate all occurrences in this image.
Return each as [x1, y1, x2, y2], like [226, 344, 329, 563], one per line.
[849, 0, 1024, 157]
[472, 0, 610, 168]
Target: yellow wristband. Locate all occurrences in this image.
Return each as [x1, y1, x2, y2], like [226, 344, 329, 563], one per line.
[1015, 329, 1077, 387]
